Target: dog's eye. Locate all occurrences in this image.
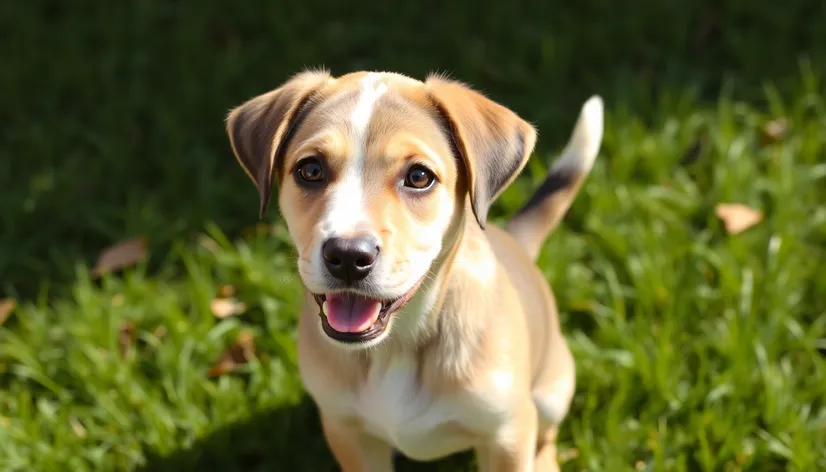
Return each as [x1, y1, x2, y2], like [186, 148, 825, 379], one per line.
[296, 158, 325, 183]
[404, 165, 436, 190]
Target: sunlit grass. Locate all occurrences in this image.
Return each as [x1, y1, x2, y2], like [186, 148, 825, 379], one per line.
[2, 78, 824, 471]
[1, 1, 825, 470]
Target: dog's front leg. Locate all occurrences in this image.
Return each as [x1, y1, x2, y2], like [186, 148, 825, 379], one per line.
[476, 403, 539, 472]
[321, 413, 394, 472]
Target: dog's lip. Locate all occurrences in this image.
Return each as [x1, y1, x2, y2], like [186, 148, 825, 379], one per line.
[312, 277, 426, 343]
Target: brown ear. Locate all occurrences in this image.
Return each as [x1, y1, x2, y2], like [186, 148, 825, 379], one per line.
[226, 70, 331, 218]
[425, 75, 537, 229]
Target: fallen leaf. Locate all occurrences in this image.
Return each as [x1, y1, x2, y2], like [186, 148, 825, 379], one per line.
[760, 118, 788, 146]
[715, 203, 764, 235]
[118, 321, 137, 358]
[91, 237, 147, 278]
[152, 325, 168, 340]
[207, 331, 256, 377]
[210, 297, 247, 319]
[242, 223, 276, 240]
[218, 284, 236, 298]
[0, 298, 16, 327]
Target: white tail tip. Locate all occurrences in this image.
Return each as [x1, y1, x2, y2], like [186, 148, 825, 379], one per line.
[555, 95, 604, 173]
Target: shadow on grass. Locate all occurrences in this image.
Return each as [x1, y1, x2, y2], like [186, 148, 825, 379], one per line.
[138, 395, 474, 472]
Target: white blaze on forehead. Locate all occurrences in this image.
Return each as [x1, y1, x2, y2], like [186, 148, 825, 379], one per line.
[320, 73, 389, 236]
[350, 73, 389, 135]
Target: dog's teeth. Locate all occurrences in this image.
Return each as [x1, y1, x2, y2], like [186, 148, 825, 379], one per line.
[322, 300, 330, 316]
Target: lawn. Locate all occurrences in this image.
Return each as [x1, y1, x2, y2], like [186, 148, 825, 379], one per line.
[1, 1, 825, 471]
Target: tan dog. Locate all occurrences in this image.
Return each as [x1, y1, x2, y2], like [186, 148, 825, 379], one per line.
[225, 70, 603, 472]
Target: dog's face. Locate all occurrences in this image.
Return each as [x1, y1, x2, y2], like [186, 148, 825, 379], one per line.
[226, 70, 536, 349]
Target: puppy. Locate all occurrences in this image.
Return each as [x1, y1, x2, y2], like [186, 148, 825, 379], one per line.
[225, 70, 603, 472]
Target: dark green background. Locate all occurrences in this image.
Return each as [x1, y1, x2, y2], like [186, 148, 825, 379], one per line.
[2, 0, 824, 297]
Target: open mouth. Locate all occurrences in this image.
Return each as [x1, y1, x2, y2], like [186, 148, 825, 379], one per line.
[312, 277, 425, 343]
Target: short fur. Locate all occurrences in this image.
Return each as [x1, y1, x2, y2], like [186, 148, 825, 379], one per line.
[226, 69, 604, 472]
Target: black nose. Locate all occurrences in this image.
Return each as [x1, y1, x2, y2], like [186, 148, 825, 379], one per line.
[322, 236, 380, 283]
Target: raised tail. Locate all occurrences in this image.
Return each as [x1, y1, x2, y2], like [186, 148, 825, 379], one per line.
[505, 96, 604, 261]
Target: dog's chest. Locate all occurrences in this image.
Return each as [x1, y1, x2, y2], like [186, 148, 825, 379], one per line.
[317, 355, 499, 461]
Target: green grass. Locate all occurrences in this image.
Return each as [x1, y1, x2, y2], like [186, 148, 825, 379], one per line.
[2, 1, 826, 471]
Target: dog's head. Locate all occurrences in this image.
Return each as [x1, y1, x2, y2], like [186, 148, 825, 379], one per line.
[226, 70, 536, 348]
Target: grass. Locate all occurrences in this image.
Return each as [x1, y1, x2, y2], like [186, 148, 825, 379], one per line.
[1, 1, 826, 471]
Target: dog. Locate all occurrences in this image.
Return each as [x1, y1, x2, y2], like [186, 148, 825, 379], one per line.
[225, 70, 603, 471]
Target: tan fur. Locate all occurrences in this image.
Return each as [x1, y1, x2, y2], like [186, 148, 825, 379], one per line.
[226, 70, 604, 471]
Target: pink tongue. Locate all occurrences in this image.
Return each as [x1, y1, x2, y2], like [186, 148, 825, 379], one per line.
[323, 294, 382, 333]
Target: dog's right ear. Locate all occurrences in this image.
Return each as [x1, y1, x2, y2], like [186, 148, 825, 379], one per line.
[425, 75, 537, 229]
[226, 70, 331, 218]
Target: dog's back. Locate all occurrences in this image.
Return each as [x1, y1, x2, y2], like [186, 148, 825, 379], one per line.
[489, 97, 604, 433]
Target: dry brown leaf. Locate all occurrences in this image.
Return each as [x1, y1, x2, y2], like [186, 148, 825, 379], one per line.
[118, 320, 137, 358]
[241, 222, 276, 240]
[715, 203, 764, 235]
[0, 298, 16, 327]
[210, 297, 247, 319]
[91, 237, 147, 277]
[207, 331, 256, 377]
[153, 325, 168, 340]
[760, 118, 788, 146]
[218, 284, 236, 298]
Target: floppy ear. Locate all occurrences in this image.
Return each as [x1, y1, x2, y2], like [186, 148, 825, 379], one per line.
[226, 70, 331, 218]
[425, 75, 537, 229]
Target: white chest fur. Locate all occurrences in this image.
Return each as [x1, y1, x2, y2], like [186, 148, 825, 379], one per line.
[305, 352, 507, 462]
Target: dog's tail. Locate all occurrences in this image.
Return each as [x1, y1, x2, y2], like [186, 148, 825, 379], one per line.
[505, 96, 604, 261]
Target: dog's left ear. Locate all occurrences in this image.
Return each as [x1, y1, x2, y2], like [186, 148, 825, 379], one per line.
[425, 75, 537, 229]
[226, 70, 332, 218]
